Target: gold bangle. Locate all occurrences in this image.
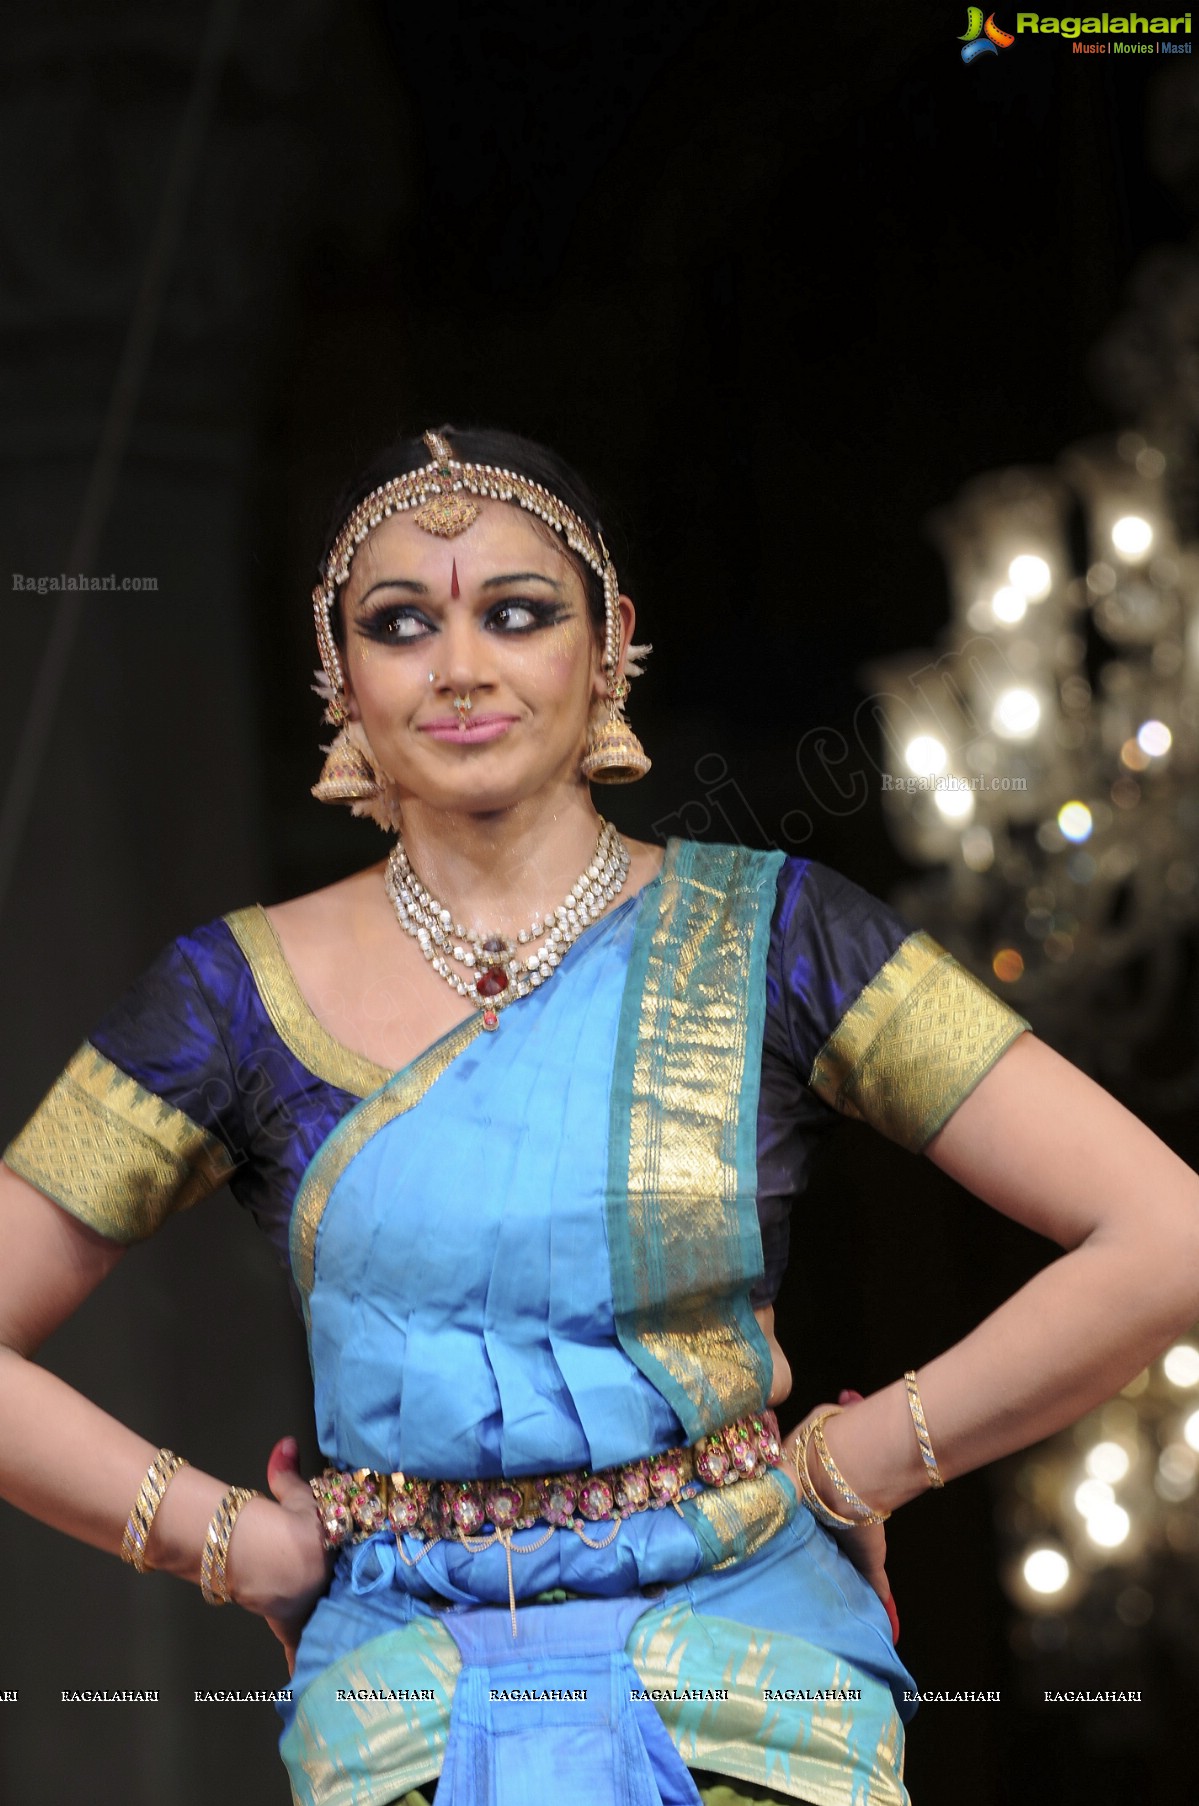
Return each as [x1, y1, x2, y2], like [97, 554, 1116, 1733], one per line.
[792, 1411, 862, 1530]
[904, 1369, 945, 1489]
[809, 1417, 890, 1526]
[200, 1486, 260, 1606]
[120, 1449, 189, 1573]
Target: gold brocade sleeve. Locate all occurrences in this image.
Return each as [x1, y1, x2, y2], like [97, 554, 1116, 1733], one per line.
[3, 1042, 237, 1241]
[808, 931, 1030, 1152]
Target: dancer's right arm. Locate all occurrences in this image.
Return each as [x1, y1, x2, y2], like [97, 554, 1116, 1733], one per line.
[0, 1165, 330, 1657]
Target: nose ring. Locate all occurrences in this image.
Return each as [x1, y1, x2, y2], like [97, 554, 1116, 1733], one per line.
[452, 691, 474, 730]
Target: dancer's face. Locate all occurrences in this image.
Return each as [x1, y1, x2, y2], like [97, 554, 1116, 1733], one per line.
[341, 502, 623, 814]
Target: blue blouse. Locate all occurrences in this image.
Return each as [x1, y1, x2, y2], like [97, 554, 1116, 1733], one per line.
[11, 856, 925, 1311]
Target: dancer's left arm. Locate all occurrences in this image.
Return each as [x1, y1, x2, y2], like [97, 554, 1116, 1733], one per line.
[810, 1031, 1199, 1513]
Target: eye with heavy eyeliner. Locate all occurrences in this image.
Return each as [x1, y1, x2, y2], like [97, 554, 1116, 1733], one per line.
[354, 597, 571, 642]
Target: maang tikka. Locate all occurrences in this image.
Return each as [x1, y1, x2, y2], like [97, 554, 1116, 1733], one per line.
[310, 429, 651, 823]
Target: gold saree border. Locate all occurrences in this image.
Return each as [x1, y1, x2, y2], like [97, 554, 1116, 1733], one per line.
[281, 1616, 462, 1806]
[809, 931, 1030, 1153]
[685, 1469, 793, 1571]
[3, 1042, 235, 1241]
[628, 1605, 907, 1806]
[282, 1604, 907, 1806]
[224, 906, 392, 1100]
[289, 1016, 482, 1316]
[608, 841, 783, 1446]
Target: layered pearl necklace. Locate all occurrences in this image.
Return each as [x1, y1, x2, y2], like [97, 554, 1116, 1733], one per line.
[384, 819, 631, 1030]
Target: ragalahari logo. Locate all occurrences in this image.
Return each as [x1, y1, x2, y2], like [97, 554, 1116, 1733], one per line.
[959, 7, 1016, 58]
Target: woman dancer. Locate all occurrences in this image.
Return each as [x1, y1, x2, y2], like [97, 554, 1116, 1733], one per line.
[3, 426, 1198, 1806]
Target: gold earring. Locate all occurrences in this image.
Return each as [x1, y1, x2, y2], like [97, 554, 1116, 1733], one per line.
[581, 678, 651, 784]
[311, 725, 384, 804]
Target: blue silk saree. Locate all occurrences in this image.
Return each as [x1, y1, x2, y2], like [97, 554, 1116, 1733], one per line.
[5, 841, 1029, 1806]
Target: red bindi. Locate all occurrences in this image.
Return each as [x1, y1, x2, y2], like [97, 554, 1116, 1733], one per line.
[450, 558, 460, 599]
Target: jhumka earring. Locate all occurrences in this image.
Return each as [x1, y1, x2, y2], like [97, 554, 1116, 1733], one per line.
[311, 722, 384, 805]
[581, 676, 651, 784]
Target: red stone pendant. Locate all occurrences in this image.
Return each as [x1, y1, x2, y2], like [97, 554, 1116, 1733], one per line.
[482, 1008, 499, 1031]
[476, 966, 510, 998]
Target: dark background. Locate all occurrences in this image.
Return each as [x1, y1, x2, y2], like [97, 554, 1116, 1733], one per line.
[2, 2, 1195, 1801]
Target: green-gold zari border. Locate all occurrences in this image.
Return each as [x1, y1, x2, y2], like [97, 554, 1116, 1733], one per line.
[684, 1467, 795, 1571]
[605, 840, 784, 1444]
[2, 1041, 236, 1240]
[288, 1016, 482, 1324]
[225, 906, 392, 1100]
[281, 1604, 907, 1806]
[281, 1616, 460, 1806]
[628, 1602, 907, 1806]
[809, 930, 1031, 1152]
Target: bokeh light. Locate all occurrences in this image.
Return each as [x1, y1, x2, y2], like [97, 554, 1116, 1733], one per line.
[933, 785, 974, 822]
[1073, 1478, 1113, 1518]
[1085, 1441, 1130, 1484]
[1111, 515, 1153, 558]
[1009, 554, 1052, 599]
[1023, 1548, 1070, 1595]
[991, 586, 1028, 624]
[903, 735, 947, 776]
[1084, 1502, 1131, 1548]
[1057, 802, 1093, 842]
[992, 687, 1041, 739]
[1137, 719, 1172, 758]
[1163, 1344, 1199, 1389]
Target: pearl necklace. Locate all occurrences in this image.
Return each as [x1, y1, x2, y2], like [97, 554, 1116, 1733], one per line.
[384, 820, 631, 1030]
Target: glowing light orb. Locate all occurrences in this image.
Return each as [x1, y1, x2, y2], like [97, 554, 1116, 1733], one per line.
[1057, 802, 1093, 843]
[1084, 1502, 1131, 1549]
[1111, 515, 1153, 558]
[1009, 555, 1052, 600]
[1085, 1442, 1130, 1484]
[903, 735, 947, 776]
[1137, 719, 1172, 758]
[992, 688, 1041, 739]
[1163, 1344, 1199, 1388]
[1073, 1478, 1114, 1519]
[934, 785, 974, 822]
[1023, 1548, 1070, 1595]
[991, 586, 1028, 625]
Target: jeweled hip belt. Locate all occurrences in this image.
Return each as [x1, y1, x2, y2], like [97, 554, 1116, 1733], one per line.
[310, 1409, 783, 1552]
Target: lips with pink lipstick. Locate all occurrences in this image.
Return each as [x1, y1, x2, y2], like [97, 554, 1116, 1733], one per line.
[418, 713, 518, 745]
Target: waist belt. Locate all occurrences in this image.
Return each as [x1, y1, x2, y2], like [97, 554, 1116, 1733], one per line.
[310, 1408, 783, 1551]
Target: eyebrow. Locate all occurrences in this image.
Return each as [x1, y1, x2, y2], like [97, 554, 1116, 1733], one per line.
[355, 579, 428, 607]
[480, 572, 565, 593]
[355, 571, 566, 607]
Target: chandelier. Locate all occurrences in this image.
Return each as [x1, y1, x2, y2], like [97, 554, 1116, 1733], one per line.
[864, 429, 1199, 1071]
[869, 236, 1199, 1676]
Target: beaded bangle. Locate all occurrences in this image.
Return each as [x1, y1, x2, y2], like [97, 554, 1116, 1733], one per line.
[200, 1486, 261, 1606]
[904, 1370, 945, 1488]
[119, 1449, 189, 1574]
[809, 1417, 890, 1527]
